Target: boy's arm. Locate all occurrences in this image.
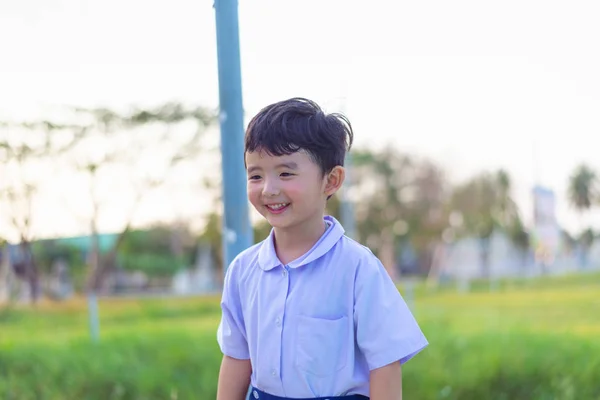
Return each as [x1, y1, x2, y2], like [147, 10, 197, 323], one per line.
[370, 362, 402, 400]
[216, 258, 251, 400]
[353, 257, 427, 400]
[217, 355, 252, 400]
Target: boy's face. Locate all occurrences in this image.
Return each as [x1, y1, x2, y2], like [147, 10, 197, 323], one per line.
[245, 150, 344, 232]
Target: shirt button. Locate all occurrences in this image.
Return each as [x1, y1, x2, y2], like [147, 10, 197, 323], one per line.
[275, 317, 281, 327]
[253, 390, 259, 399]
[271, 369, 277, 377]
[282, 269, 287, 277]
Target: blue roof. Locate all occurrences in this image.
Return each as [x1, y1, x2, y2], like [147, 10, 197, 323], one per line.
[48, 233, 119, 253]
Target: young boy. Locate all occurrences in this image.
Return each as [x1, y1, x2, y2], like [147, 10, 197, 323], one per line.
[216, 98, 428, 400]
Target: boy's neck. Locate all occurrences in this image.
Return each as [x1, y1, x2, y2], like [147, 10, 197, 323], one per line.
[273, 214, 327, 266]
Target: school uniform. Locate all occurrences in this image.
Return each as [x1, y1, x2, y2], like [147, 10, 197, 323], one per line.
[217, 216, 428, 399]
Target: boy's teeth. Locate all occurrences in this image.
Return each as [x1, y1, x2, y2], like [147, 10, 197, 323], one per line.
[268, 203, 287, 210]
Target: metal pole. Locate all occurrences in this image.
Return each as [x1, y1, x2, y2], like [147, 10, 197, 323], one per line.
[213, 0, 253, 270]
[87, 293, 100, 342]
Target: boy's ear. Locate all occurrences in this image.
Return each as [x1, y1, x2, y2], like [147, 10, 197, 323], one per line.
[324, 166, 345, 197]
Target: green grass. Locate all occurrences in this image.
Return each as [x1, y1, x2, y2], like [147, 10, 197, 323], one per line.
[1, 272, 599, 399]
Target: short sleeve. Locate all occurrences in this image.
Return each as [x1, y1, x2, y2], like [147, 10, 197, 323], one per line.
[354, 257, 428, 370]
[216, 261, 250, 360]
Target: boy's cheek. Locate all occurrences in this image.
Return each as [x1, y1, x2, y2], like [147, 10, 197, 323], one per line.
[246, 184, 261, 197]
[286, 184, 316, 200]
[248, 194, 262, 207]
[283, 180, 307, 194]
[246, 190, 259, 204]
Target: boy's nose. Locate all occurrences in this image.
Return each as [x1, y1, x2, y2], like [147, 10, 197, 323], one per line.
[262, 180, 280, 197]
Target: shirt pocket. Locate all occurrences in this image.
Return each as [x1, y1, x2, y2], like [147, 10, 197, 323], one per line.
[295, 315, 349, 377]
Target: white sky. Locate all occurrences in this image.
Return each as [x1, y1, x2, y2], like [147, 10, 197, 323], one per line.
[1, 0, 600, 240]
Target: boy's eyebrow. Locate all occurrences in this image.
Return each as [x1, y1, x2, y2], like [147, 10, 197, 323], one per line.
[276, 162, 298, 170]
[247, 162, 298, 174]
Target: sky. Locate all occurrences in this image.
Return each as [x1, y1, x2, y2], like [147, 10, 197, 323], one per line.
[1, 0, 600, 240]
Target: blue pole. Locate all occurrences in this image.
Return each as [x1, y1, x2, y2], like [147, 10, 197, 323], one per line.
[87, 293, 100, 343]
[213, 0, 253, 270]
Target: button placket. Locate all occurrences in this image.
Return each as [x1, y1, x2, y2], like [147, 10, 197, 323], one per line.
[263, 266, 288, 387]
[274, 265, 289, 388]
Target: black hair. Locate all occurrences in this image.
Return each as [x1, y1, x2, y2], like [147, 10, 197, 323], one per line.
[244, 97, 354, 175]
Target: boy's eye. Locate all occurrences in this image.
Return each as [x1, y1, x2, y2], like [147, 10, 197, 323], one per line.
[248, 175, 261, 180]
[280, 172, 294, 177]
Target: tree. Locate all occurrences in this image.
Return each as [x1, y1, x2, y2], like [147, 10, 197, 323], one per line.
[118, 225, 197, 279]
[567, 164, 598, 267]
[404, 159, 450, 274]
[63, 103, 215, 293]
[350, 147, 449, 276]
[568, 164, 598, 211]
[0, 237, 15, 303]
[350, 149, 412, 276]
[0, 120, 86, 302]
[450, 169, 524, 278]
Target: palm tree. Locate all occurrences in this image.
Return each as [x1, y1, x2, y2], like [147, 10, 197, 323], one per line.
[568, 164, 598, 214]
[567, 164, 598, 267]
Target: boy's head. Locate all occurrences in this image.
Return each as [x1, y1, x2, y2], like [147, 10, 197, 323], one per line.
[244, 98, 354, 231]
[245, 97, 353, 175]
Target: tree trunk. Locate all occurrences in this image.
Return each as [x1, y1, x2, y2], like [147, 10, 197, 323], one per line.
[87, 227, 131, 293]
[0, 244, 13, 303]
[19, 241, 40, 303]
[479, 237, 490, 279]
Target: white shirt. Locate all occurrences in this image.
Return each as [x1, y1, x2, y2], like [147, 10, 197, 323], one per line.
[217, 216, 428, 397]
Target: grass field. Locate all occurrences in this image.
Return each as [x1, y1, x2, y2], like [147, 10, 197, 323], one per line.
[1, 272, 599, 399]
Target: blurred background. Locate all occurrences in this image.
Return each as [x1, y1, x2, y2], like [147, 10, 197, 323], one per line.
[1, 0, 599, 399]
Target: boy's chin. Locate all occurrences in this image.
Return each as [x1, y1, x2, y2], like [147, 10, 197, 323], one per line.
[265, 215, 293, 229]
[266, 218, 289, 229]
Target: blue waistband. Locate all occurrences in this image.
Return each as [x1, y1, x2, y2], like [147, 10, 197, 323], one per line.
[250, 387, 369, 400]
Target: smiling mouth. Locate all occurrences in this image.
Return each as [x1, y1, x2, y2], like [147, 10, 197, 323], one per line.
[265, 203, 290, 213]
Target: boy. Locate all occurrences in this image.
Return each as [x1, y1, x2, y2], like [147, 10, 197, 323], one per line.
[217, 98, 428, 399]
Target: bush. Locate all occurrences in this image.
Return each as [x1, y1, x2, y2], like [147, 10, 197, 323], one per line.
[0, 332, 221, 400]
[1, 274, 599, 399]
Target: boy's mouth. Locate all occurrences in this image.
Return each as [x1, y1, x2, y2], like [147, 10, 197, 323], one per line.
[265, 203, 290, 214]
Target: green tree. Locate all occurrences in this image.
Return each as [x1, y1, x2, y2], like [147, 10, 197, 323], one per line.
[64, 103, 214, 293]
[0, 120, 86, 302]
[350, 148, 449, 276]
[568, 164, 598, 213]
[567, 164, 598, 266]
[118, 225, 196, 278]
[450, 169, 524, 277]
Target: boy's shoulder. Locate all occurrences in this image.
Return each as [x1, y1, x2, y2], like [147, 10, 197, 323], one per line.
[337, 234, 377, 258]
[334, 234, 384, 272]
[225, 236, 277, 281]
[228, 239, 264, 271]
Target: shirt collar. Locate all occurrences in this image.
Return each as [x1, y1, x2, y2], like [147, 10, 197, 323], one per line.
[257, 215, 345, 271]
